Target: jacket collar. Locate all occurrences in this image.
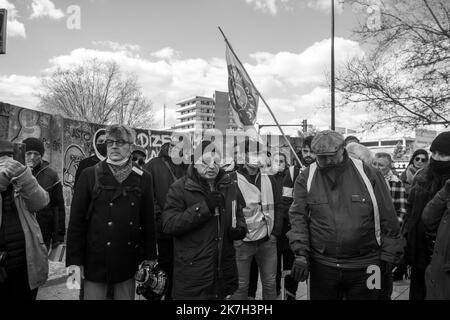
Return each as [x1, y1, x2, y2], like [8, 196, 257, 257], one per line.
[184, 165, 231, 193]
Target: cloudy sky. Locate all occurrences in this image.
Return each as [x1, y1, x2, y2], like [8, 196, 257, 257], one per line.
[0, 0, 374, 134]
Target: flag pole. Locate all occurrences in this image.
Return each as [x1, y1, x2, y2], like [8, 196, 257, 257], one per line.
[218, 26, 304, 169]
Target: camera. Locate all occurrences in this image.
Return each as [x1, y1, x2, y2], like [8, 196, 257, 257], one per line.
[12, 143, 26, 165]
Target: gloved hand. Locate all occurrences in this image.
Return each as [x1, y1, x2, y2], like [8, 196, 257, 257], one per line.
[205, 191, 225, 213]
[290, 256, 309, 282]
[380, 260, 396, 275]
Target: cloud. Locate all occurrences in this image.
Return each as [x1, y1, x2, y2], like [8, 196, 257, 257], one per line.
[307, 0, 345, 14]
[248, 37, 364, 87]
[0, 0, 26, 38]
[245, 0, 290, 15]
[29, 0, 65, 20]
[151, 47, 181, 60]
[92, 41, 141, 53]
[1, 37, 368, 131]
[0, 74, 41, 107]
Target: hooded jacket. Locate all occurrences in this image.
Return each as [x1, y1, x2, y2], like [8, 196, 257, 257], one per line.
[0, 168, 49, 290]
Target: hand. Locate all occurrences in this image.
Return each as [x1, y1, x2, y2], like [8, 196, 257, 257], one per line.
[0, 156, 26, 179]
[380, 260, 396, 275]
[290, 256, 309, 282]
[205, 191, 225, 213]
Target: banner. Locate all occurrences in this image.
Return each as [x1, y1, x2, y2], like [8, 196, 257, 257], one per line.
[225, 43, 259, 128]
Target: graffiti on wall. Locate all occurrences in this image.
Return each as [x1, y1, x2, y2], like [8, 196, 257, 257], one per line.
[8, 107, 63, 172]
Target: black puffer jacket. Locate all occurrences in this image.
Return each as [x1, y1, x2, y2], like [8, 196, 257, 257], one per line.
[67, 161, 157, 284]
[404, 167, 450, 269]
[162, 166, 247, 300]
[422, 182, 450, 299]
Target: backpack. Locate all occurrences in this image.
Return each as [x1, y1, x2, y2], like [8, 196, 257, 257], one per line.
[306, 157, 381, 246]
[85, 162, 146, 222]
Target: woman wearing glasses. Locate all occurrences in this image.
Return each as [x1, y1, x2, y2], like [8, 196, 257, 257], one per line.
[400, 149, 429, 196]
[403, 132, 450, 300]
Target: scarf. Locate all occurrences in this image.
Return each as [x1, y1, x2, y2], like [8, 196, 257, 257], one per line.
[107, 158, 133, 184]
[429, 158, 450, 192]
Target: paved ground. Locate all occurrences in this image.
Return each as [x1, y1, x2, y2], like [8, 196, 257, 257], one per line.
[37, 262, 410, 300]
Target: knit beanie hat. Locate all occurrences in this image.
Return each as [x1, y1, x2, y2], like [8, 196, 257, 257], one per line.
[23, 137, 45, 156]
[430, 131, 450, 156]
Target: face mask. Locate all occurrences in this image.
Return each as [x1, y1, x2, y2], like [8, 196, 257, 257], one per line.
[429, 158, 450, 175]
[96, 143, 107, 158]
[107, 157, 130, 167]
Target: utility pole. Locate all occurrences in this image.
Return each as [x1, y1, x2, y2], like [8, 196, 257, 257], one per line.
[0, 9, 7, 54]
[163, 103, 166, 128]
[331, 0, 336, 130]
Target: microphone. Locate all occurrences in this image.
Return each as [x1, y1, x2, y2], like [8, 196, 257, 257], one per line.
[207, 180, 220, 217]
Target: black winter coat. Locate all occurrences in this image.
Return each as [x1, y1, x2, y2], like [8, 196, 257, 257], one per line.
[162, 166, 247, 300]
[33, 161, 66, 246]
[144, 153, 187, 239]
[422, 183, 450, 299]
[66, 161, 157, 284]
[404, 167, 450, 269]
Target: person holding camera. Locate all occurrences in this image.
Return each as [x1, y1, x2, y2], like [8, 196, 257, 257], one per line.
[162, 140, 247, 300]
[0, 140, 49, 300]
[21, 137, 66, 251]
[66, 125, 157, 300]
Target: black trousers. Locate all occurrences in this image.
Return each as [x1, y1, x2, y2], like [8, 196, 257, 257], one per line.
[309, 262, 380, 300]
[0, 266, 38, 300]
[379, 271, 393, 300]
[157, 238, 174, 300]
[409, 266, 426, 300]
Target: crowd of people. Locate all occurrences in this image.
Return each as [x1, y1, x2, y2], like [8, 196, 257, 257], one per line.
[1, 126, 450, 300]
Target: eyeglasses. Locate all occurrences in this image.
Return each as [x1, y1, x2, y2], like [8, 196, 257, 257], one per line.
[105, 139, 129, 147]
[414, 157, 427, 163]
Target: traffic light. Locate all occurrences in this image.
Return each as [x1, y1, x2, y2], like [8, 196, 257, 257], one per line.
[302, 119, 308, 133]
[0, 9, 6, 54]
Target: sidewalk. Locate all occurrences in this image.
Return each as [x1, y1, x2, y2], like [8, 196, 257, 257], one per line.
[37, 262, 410, 300]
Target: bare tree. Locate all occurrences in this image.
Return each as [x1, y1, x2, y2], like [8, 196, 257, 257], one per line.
[336, 0, 450, 130]
[39, 59, 153, 127]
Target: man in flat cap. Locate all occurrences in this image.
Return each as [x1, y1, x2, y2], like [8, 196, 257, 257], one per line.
[287, 130, 403, 300]
[66, 125, 157, 300]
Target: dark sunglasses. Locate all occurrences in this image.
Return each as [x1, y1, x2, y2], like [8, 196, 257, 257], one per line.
[414, 157, 427, 163]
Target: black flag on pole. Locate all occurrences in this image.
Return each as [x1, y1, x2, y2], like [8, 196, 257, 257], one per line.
[225, 42, 259, 128]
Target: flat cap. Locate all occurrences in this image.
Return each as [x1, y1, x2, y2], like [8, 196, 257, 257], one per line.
[311, 130, 345, 156]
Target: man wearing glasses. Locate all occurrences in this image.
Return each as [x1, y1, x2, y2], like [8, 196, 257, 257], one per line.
[144, 136, 187, 300]
[67, 125, 157, 300]
[162, 141, 247, 299]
